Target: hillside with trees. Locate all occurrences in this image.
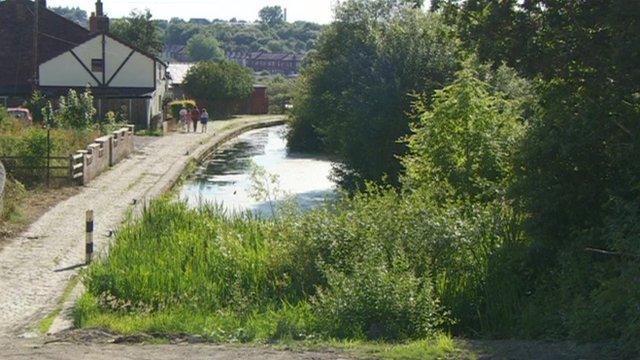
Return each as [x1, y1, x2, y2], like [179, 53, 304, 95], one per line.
[49, 5, 323, 63]
[164, 11, 323, 58]
[51, 6, 87, 27]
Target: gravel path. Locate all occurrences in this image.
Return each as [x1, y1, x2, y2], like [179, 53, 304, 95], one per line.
[0, 116, 285, 338]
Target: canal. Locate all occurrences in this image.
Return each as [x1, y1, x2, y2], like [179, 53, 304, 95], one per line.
[179, 125, 336, 215]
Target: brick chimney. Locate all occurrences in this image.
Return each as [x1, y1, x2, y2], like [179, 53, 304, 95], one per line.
[89, 0, 109, 33]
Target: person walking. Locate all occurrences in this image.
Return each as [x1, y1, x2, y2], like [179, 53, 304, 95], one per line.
[179, 106, 189, 132]
[190, 107, 200, 133]
[200, 108, 210, 133]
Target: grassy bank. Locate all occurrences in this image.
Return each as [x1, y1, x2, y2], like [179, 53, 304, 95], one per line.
[74, 191, 623, 359]
[75, 196, 465, 357]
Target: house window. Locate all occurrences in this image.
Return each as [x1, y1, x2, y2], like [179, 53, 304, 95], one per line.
[91, 59, 104, 72]
[0, 97, 7, 107]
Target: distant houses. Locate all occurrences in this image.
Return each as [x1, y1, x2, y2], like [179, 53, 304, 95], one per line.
[162, 49, 304, 76]
[0, 0, 169, 129]
[227, 52, 303, 76]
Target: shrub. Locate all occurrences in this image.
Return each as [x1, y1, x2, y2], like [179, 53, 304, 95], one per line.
[0, 116, 99, 185]
[403, 61, 525, 203]
[0, 176, 26, 222]
[25, 90, 48, 124]
[314, 261, 448, 341]
[265, 75, 294, 114]
[14, 129, 52, 182]
[168, 100, 197, 120]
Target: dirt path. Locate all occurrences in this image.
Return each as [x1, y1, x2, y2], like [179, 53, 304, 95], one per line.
[0, 337, 349, 360]
[0, 116, 285, 338]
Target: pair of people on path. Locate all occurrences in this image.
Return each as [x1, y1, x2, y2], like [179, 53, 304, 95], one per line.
[179, 106, 210, 133]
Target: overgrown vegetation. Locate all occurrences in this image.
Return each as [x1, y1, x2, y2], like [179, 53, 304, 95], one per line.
[0, 89, 125, 186]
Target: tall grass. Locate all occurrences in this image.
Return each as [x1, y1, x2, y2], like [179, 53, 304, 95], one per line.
[78, 190, 508, 343]
[84, 200, 306, 313]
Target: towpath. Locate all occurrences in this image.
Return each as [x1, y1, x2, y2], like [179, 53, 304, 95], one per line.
[0, 115, 285, 338]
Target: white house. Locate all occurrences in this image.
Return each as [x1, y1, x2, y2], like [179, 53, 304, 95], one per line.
[35, 0, 168, 128]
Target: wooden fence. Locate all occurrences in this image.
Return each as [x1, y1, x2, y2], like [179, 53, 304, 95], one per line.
[1, 125, 134, 187]
[0, 154, 84, 187]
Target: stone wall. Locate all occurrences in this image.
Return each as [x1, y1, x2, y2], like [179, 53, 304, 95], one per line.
[81, 136, 111, 185]
[110, 125, 135, 166]
[78, 126, 135, 185]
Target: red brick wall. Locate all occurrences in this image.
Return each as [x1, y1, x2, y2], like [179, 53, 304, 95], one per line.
[249, 87, 268, 115]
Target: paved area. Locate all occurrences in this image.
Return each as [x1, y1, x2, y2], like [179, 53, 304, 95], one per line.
[0, 116, 285, 338]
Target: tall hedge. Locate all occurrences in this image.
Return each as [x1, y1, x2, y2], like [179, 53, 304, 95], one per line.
[168, 100, 197, 119]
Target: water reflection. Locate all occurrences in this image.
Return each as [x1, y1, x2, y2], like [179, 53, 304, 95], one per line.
[179, 125, 336, 215]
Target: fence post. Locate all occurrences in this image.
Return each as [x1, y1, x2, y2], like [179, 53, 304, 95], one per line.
[85, 210, 94, 264]
[46, 128, 51, 188]
[68, 154, 73, 183]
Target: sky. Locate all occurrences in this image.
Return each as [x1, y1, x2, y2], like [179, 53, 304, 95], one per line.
[45, 0, 337, 24]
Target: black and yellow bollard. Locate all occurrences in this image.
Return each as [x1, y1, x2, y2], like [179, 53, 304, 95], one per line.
[86, 210, 94, 264]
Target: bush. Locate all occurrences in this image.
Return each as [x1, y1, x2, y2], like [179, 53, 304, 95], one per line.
[168, 100, 197, 119]
[265, 75, 294, 114]
[314, 261, 447, 340]
[403, 61, 525, 203]
[16, 129, 52, 182]
[0, 177, 26, 222]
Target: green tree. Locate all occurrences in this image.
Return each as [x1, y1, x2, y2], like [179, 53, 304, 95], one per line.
[403, 61, 525, 203]
[288, 0, 459, 189]
[182, 61, 253, 118]
[441, 0, 640, 349]
[50, 6, 87, 26]
[110, 10, 164, 56]
[186, 34, 225, 62]
[259, 6, 285, 27]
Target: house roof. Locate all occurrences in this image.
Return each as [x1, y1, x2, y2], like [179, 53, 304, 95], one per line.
[167, 63, 193, 86]
[0, 0, 92, 94]
[227, 51, 304, 62]
[0, 0, 165, 96]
